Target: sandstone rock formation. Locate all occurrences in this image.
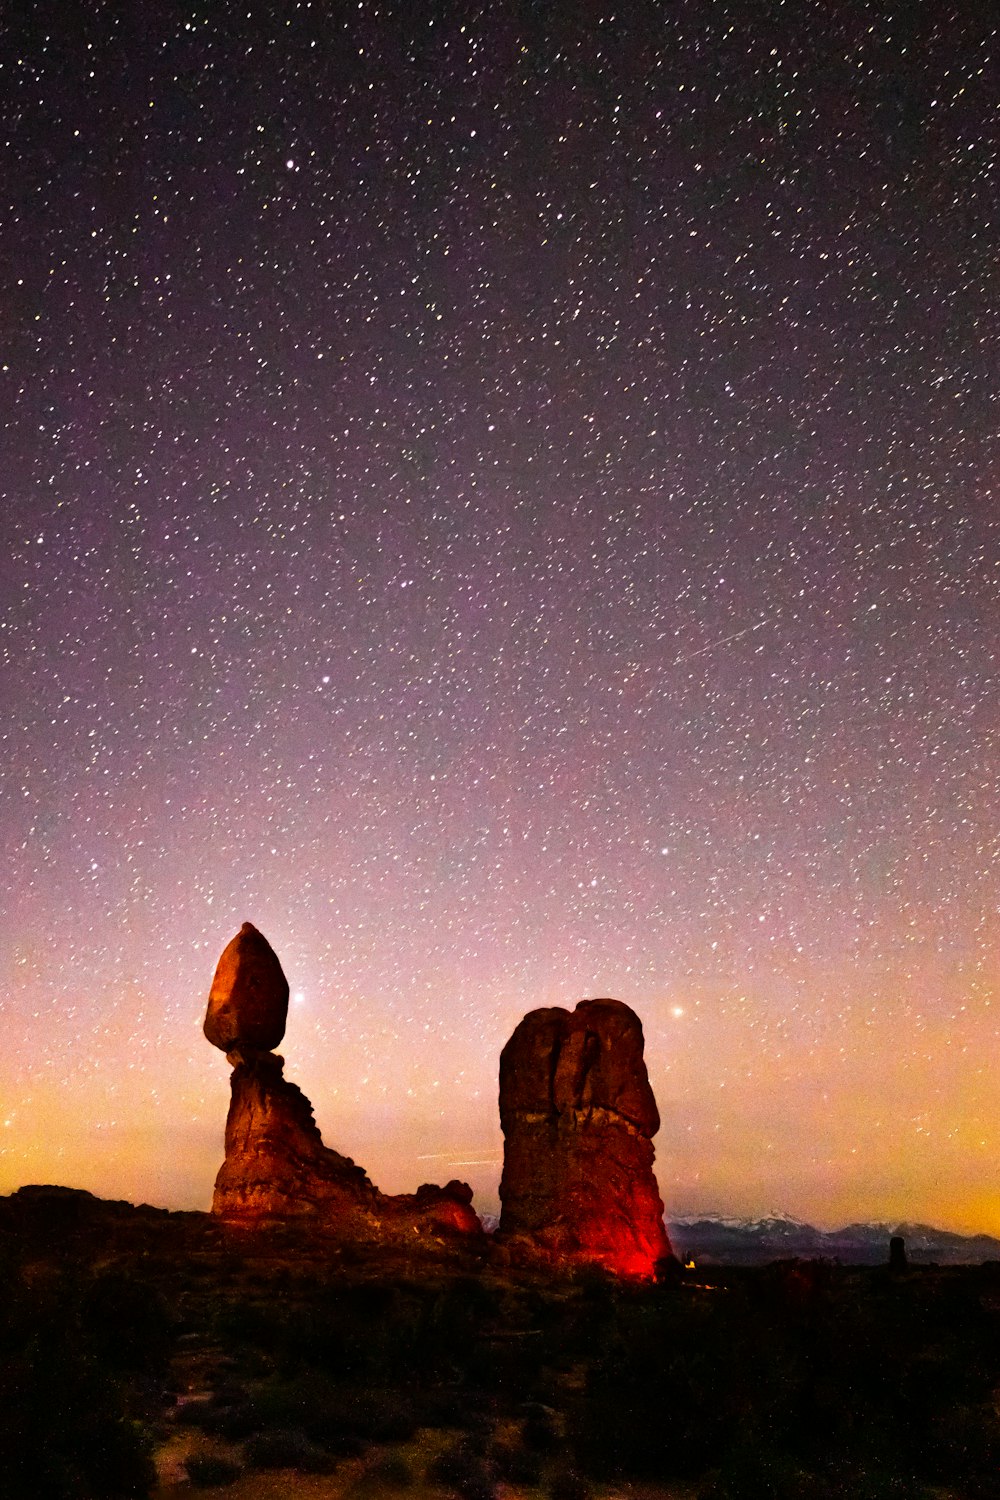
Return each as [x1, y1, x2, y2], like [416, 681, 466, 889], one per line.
[204, 921, 288, 1056]
[497, 998, 670, 1276]
[205, 923, 480, 1241]
[212, 1049, 376, 1221]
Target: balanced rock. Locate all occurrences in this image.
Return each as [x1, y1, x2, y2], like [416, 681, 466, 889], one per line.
[205, 925, 481, 1243]
[498, 998, 670, 1276]
[204, 921, 288, 1055]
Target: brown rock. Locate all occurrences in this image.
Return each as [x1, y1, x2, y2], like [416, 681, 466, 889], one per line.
[205, 927, 482, 1242]
[498, 998, 671, 1276]
[212, 1052, 481, 1238]
[212, 1051, 377, 1220]
[384, 1179, 482, 1237]
[204, 922, 289, 1055]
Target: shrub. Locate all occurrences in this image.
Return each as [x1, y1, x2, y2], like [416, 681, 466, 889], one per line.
[427, 1439, 498, 1500]
[185, 1455, 242, 1488]
[491, 1442, 542, 1486]
[549, 1469, 593, 1500]
[173, 1399, 215, 1428]
[0, 1336, 157, 1499]
[243, 1427, 334, 1472]
[522, 1411, 559, 1452]
[79, 1270, 172, 1373]
[697, 1448, 816, 1500]
[324, 1431, 368, 1457]
[346, 1389, 418, 1442]
[198, 1399, 262, 1441]
[367, 1453, 416, 1488]
[420, 1387, 478, 1429]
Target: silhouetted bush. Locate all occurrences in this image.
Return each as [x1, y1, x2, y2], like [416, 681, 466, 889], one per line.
[206, 1369, 419, 1453]
[421, 1386, 485, 1429]
[367, 1453, 416, 1488]
[185, 1454, 242, 1488]
[0, 1271, 157, 1499]
[346, 1388, 419, 1441]
[491, 1441, 542, 1485]
[549, 1466, 593, 1500]
[197, 1398, 262, 1440]
[243, 1426, 334, 1472]
[918, 1399, 1000, 1490]
[79, 1270, 172, 1373]
[522, 1411, 560, 1452]
[698, 1446, 817, 1500]
[325, 1430, 369, 1456]
[427, 1439, 498, 1500]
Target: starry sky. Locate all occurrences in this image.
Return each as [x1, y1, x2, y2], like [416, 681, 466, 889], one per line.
[2, 2, 998, 1233]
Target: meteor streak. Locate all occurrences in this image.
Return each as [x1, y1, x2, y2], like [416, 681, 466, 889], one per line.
[671, 614, 779, 667]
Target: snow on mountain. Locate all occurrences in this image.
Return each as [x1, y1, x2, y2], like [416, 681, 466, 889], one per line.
[666, 1213, 1000, 1264]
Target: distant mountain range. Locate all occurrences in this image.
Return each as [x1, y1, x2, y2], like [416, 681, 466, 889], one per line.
[477, 1210, 1000, 1263]
[666, 1213, 1000, 1265]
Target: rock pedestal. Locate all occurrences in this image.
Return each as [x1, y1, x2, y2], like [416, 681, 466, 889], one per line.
[204, 924, 480, 1242]
[212, 1050, 376, 1221]
[498, 998, 670, 1276]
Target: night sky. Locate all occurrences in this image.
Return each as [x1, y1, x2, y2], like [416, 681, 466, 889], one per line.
[2, 3, 998, 1232]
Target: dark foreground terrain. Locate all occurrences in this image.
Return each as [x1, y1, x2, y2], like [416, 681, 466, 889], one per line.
[2, 1187, 1000, 1500]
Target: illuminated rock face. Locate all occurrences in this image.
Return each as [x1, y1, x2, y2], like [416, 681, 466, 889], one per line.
[498, 998, 671, 1276]
[204, 922, 289, 1056]
[212, 1050, 377, 1221]
[206, 925, 480, 1241]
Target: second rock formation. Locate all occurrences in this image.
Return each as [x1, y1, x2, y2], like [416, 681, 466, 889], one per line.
[497, 998, 671, 1276]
